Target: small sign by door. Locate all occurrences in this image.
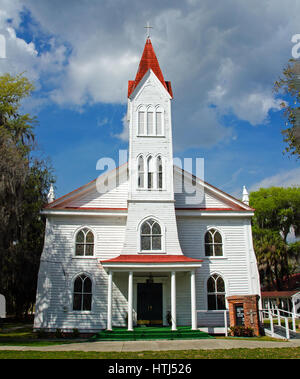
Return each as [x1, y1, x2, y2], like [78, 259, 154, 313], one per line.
[235, 304, 244, 326]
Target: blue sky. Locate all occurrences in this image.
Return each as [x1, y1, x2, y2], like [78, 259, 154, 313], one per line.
[0, 0, 299, 199]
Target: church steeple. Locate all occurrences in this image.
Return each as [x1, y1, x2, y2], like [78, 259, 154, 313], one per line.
[128, 38, 173, 98]
[121, 34, 183, 256]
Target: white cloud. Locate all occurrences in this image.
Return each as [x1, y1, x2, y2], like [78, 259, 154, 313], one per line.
[114, 114, 129, 142]
[1, 0, 300, 147]
[250, 167, 300, 192]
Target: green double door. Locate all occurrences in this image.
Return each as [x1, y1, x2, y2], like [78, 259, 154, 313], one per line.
[137, 283, 163, 326]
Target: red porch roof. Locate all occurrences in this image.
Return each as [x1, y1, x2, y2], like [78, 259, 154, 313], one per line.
[101, 254, 203, 264]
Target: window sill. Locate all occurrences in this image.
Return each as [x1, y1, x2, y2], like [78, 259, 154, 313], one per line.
[136, 135, 165, 138]
[136, 188, 165, 192]
[139, 251, 166, 254]
[201, 256, 227, 260]
[72, 256, 97, 259]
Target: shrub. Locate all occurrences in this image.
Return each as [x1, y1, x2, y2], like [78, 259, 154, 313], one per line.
[55, 328, 64, 338]
[72, 328, 80, 338]
[229, 326, 254, 337]
[36, 328, 48, 339]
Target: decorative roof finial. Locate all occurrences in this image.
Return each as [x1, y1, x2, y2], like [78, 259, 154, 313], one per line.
[47, 184, 55, 204]
[144, 21, 153, 38]
[242, 185, 249, 205]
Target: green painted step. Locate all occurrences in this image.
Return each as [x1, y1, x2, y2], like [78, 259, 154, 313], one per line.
[90, 326, 213, 341]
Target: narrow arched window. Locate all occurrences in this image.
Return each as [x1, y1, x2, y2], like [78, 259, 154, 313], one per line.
[156, 111, 162, 135]
[155, 106, 163, 136]
[147, 108, 154, 135]
[205, 229, 223, 256]
[207, 274, 226, 310]
[157, 156, 163, 189]
[141, 219, 162, 251]
[147, 156, 155, 189]
[138, 155, 145, 188]
[75, 228, 94, 256]
[73, 274, 92, 311]
[138, 110, 145, 135]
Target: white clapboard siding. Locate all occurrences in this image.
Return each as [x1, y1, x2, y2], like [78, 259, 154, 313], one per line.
[66, 179, 129, 209]
[176, 217, 253, 312]
[173, 172, 235, 209]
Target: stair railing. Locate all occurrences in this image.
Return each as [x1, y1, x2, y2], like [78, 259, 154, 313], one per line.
[260, 306, 299, 339]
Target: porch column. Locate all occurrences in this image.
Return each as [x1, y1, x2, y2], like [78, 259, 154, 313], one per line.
[107, 270, 113, 331]
[171, 271, 177, 331]
[190, 269, 197, 330]
[128, 271, 133, 331]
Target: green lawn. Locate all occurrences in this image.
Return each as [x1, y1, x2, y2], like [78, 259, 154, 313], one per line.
[0, 321, 298, 359]
[0, 323, 85, 346]
[0, 348, 299, 359]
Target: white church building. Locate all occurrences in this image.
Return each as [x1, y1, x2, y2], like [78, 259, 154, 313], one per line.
[34, 37, 261, 334]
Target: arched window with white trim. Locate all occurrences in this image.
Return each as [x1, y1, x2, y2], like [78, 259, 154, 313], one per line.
[140, 218, 162, 251]
[155, 106, 163, 136]
[205, 228, 223, 256]
[147, 156, 155, 189]
[147, 106, 154, 135]
[157, 155, 163, 189]
[137, 105, 164, 137]
[138, 107, 146, 135]
[138, 155, 145, 188]
[73, 274, 92, 311]
[75, 228, 94, 256]
[207, 274, 226, 310]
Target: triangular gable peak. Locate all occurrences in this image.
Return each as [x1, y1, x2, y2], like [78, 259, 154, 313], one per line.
[44, 163, 128, 210]
[43, 163, 253, 212]
[173, 166, 254, 211]
[128, 38, 173, 98]
[130, 68, 172, 102]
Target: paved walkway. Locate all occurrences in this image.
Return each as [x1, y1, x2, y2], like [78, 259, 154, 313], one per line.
[1, 338, 300, 352]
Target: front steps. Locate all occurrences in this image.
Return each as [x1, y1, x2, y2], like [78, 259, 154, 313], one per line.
[90, 326, 213, 341]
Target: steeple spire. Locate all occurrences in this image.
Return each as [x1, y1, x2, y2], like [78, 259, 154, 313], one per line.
[47, 184, 55, 203]
[128, 38, 173, 98]
[242, 185, 249, 205]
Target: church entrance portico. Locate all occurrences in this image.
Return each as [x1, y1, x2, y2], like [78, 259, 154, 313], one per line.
[101, 255, 203, 332]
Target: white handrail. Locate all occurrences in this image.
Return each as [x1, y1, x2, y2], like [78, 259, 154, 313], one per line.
[224, 310, 228, 336]
[260, 307, 299, 339]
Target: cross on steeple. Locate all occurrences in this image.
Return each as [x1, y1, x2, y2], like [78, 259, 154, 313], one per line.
[144, 22, 153, 38]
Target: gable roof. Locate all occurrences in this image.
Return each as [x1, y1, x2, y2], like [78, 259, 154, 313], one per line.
[173, 165, 254, 212]
[43, 163, 253, 213]
[128, 38, 173, 98]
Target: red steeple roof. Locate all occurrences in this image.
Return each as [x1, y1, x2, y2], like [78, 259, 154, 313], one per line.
[128, 38, 173, 98]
